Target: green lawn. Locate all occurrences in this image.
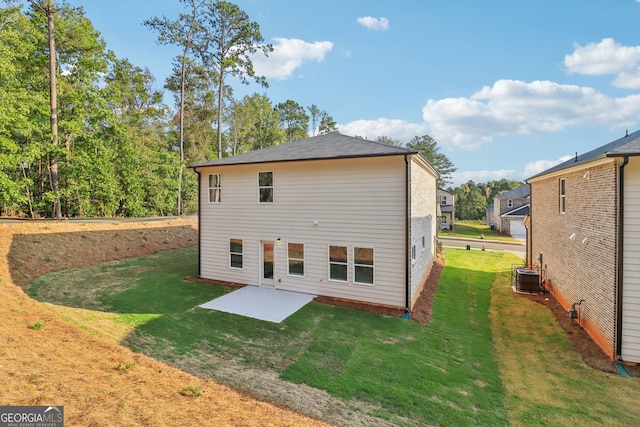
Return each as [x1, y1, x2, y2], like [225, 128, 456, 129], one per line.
[440, 219, 519, 243]
[28, 246, 640, 426]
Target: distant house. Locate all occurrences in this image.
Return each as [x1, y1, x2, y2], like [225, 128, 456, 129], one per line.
[436, 188, 454, 230]
[526, 130, 640, 362]
[190, 133, 439, 314]
[487, 184, 529, 239]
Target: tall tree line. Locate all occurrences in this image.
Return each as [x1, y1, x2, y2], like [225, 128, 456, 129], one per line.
[4, 1, 456, 219]
[0, 0, 339, 218]
[453, 179, 524, 221]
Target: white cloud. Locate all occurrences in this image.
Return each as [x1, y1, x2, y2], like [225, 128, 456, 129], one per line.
[338, 118, 428, 142]
[449, 156, 574, 187]
[356, 16, 389, 31]
[421, 79, 640, 149]
[252, 38, 333, 80]
[523, 155, 573, 178]
[564, 38, 640, 89]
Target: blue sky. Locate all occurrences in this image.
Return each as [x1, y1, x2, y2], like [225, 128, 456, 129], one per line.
[66, 0, 640, 187]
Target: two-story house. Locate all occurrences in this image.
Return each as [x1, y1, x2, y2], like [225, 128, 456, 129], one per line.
[527, 130, 640, 363]
[436, 188, 454, 230]
[190, 133, 439, 314]
[488, 184, 530, 239]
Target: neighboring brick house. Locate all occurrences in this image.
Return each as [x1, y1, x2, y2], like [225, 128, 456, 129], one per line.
[487, 184, 530, 239]
[436, 188, 454, 230]
[190, 133, 439, 314]
[526, 130, 640, 362]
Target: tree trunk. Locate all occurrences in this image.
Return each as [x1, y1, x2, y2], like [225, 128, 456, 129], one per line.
[46, 1, 62, 218]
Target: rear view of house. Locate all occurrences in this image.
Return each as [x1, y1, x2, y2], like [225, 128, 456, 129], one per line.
[527, 130, 640, 362]
[190, 133, 439, 314]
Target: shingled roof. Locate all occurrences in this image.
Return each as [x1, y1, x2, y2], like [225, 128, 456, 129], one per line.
[528, 129, 640, 180]
[495, 184, 530, 199]
[190, 133, 417, 168]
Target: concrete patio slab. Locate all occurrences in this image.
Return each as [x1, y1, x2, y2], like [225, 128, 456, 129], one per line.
[199, 286, 316, 323]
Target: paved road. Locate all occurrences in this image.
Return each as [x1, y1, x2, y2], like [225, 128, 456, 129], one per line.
[439, 236, 526, 259]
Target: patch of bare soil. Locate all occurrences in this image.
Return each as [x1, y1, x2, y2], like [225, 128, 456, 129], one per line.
[0, 219, 329, 426]
[522, 291, 640, 376]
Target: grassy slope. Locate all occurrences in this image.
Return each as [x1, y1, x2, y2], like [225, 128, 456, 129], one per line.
[1, 221, 326, 427]
[489, 253, 640, 426]
[31, 246, 509, 426]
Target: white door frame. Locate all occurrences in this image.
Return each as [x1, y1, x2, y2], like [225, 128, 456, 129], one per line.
[260, 240, 275, 288]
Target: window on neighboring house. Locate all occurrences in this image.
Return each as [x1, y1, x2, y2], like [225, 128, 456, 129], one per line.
[288, 243, 304, 276]
[258, 171, 273, 203]
[507, 199, 513, 208]
[559, 178, 566, 213]
[208, 173, 221, 203]
[354, 247, 374, 285]
[411, 245, 417, 264]
[440, 196, 447, 205]
[329, 245, 348, 281]
[229, 238, 243, 269]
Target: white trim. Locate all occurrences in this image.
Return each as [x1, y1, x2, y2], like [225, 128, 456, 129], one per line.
[229, 238, 243, 269]
[287, 242, 305, 277]
[258, 171, 274, 203]
[208, 173, 221, 203]
[353, 246, 375, 286]
[328, 244, 349, 283]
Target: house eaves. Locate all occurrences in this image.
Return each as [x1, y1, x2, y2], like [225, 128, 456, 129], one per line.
[495, 184, 530, 199]
[527, 130, 640, 182]
[190, 133, 419, 169]
[500, 204, 530, 218]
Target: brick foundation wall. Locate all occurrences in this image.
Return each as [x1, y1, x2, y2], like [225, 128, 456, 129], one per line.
[531, 161, 618, 357]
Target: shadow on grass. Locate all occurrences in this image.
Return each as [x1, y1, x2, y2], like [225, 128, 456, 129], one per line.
[29, 245, 511, 426]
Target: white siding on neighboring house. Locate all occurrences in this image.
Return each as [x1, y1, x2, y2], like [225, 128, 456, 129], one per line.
[621, 157, 640, 362]
[198, 156, 409, 307]
[410, 157, 437, 307]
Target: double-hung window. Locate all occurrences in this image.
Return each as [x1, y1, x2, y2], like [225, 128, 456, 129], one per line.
[354, 247, 374, 285]
[288, 243, 304, 276]
[559, 178, 566, 214]
[208, 174, 221, 203]
[258, 171, 273, 203]
[229, 239, 243, 269]
[329, 245, 348, 281]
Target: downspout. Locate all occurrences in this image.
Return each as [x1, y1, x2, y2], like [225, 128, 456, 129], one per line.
[528, 187, 533, 268]
[616, 155, 629, 359]
[404, 154, 411, 319]
[194, 168, 202, 278]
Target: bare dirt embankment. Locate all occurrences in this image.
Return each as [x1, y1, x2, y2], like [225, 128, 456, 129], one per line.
[0, 218, 329, 426]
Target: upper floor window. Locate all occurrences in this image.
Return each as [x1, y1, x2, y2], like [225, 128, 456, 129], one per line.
[440, 196, 447, 205]
[259, 171, 273, 203]
[507, 199, 513, 208]
[559, 178, 566, 214]
[208, 174, 221, 203]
